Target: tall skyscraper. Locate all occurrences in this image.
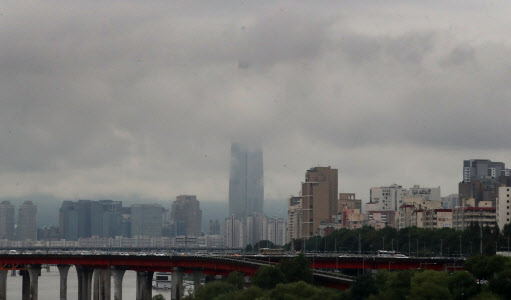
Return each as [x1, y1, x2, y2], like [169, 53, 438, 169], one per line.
[228, 142, 264, 218]
[171, 195, 202, 236]
[17, 201, 37, 241]
[0, 201, 15, 240]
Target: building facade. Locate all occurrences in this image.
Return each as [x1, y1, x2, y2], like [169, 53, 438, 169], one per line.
[17, 201, 37, 241]
[228, 142, 264, 219]
[171, 195, 202, 236]
[300, 167, 338, 238]
[225, 216, 244, 248]
[497, 186, 511, 230]
[131, 204, 164, 238]
[0, 201, 14, 240]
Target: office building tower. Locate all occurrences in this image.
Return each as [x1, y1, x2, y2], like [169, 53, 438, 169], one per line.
[228, 142, 264, 218]
[17, 201, 37, 241]
[59, 201, 79, 240]
[460, 159, 511, 206]
[59, 199, 124, 239]
[0, 201, 14, 240]
[171, 195, 202, 236]
[463, 159, 507, 182]
[131, 204, 164, 237]
[497, 186, 511, 230]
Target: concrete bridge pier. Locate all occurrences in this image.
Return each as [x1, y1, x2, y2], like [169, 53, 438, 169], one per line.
[20, 270, 30, 300]
[111, 267, 126, 300]
[192, 271, 202, 294]
[136, 271, 153, 300]
[171, 267, 184, 300]
[76, 265, 94, 300]
[100, 269, 111, 300]
[0, 270, 8, 300]
[57, 264, 71, 300]
[93, 269, 100, 300]
[27, 264, 41, 300]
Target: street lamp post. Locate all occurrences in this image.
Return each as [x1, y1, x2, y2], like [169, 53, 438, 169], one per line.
[408, 235, 411, 257]
[459, 236, 462, 257]
[416, 239, 419, 257]
[440, 239, 443, 257]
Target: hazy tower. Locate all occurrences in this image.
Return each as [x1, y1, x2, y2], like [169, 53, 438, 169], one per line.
[228, 142, 264, 218]
[0, 201, 15, 239]
[17, 201, 37, 241]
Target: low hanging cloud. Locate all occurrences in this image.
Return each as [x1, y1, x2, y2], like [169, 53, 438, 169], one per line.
[1, 1, 511, 205]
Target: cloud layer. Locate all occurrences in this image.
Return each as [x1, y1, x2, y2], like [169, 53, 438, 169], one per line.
[1, 1, 511, 205]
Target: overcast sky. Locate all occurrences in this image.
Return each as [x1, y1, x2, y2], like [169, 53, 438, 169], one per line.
[1, 1, 511, 206]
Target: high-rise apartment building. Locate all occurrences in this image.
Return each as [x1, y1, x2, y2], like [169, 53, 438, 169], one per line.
[171, 195, 202, 236]
[225, 215, 245, 248]
[267, 217, 286, 246]
[0, 201, 14, 240]
[228, 142, 263, 219]
[286, 196, 303, 242]
[246, 212, 267, 245]
[297, 166, 338, 238]
[131, 204, 163, 238]
[17, 201, 37, 241]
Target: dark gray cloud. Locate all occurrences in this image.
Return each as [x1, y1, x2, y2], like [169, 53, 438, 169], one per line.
[1, 1, 511, 206]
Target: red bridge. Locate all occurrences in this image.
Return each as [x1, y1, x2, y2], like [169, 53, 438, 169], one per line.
[0, 253, 464, 300]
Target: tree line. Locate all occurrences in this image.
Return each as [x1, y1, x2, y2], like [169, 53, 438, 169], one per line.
[286, 223, 511, 257]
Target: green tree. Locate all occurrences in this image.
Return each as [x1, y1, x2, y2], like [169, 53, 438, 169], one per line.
[152, 295, 166, 300]
[268, 281, 344, 300]
[185, 282, 237, 300]
[244, 244, 253, 253]
[350, 274, 378, 300]
[212, 286, 268, 300]
[369, 270, 413, 300]
[489, 269, 511, 298]
[277, 253, 313, 283]
[252, 266, 285, 289]
[226, 271, 245, 290]
[447, 271, 479, 300]
[409, 270, 452, 300]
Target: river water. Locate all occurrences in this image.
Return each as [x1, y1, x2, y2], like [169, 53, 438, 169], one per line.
[5, 266, 179, 299]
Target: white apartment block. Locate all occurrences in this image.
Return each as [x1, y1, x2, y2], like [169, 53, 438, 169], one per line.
[225, 216, 245, 248]
[370, 184, 441, 211]
[497, 186, 511, 230]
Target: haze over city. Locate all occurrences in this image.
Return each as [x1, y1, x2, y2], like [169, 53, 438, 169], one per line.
[2, 1, 511, 222]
